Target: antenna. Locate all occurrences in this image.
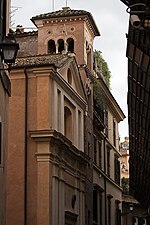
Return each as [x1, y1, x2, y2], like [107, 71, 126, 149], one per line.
[52, 0, 54, 11]
[10, 6, 22, 28]
[66, 0, 68, 7]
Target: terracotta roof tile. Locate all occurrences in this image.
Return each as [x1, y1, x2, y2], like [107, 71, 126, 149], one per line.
[13, 54, 71, 68]
[31, 7, 100, 36]
[32, 8, 91, 19]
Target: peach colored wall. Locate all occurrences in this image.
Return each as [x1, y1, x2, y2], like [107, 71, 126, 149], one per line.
[6, 68, 53, 225]
[6, 71, 26, 225]
[6, 64, 86, 225]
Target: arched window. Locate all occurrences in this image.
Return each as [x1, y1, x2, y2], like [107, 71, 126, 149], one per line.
[67, 68, 72, 85]
[58, 39, 64, 53]
[48, 39, 56, 54]
[64, 106, 72, 141]
[67, 38, 74, 53]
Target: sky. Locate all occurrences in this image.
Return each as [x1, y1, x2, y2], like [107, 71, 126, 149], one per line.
[11, 0, 129, 141]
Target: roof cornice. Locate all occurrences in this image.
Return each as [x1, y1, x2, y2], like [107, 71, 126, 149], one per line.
[31, 8, 100, 36]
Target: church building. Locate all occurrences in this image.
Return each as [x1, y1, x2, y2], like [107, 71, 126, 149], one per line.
[6, 6, 125, 225]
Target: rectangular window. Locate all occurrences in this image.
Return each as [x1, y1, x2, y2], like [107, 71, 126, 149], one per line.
[99, 192, 103, 225]
[114, 156, 120, 185]
[93, 189, 103, 225]
[105, 110, 108, 137]
[0, 122, 1, 164]
[107, 148, 110, 177]
[98, 140, 102, 169]
[107, 196, 112, 225]
[57, 89, 61, 131]
[115, 201, 121, 225]
[93, 190, 98, 225]
[94, 136, 97, 164]
[113, 120, 116, 147]
[78, 110, 81, 149]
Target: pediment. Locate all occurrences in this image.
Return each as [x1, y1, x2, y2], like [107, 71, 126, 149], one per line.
[57, 57, 86, 100]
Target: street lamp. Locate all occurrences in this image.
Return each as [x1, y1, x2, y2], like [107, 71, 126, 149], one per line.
[129, 204, 134, 211]
[0, 35, 19, 71]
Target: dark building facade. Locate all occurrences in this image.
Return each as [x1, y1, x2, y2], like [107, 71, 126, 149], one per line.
[121, 0, 150, 211]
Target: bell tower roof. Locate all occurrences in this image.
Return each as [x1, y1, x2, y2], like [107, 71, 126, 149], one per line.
[31, 7, 100, 37]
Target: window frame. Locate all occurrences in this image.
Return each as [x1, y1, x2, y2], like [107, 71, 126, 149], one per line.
[105, 110, 108, 137]
[114, 155, 121, 185]
[107, 195, 112, 225]
[107, 147, 110, 177]
[113, 119, 116, 147]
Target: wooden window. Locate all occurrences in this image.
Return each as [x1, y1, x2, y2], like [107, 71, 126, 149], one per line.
[113, 120, 116, 147]
[105, 110, 108, 137]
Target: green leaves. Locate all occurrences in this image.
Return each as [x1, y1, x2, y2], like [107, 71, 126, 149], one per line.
[94, 50, 111, 88]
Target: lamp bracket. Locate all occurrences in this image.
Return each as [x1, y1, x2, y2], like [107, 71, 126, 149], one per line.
[126, 3, 149, 14]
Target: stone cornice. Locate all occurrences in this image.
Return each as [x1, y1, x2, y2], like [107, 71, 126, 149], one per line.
[30, 129, 88, 162]
[31, 8, 100, 36]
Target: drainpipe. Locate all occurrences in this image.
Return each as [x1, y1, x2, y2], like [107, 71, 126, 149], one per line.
[24, 68, 28, 225]
[104, 135, 107, 225]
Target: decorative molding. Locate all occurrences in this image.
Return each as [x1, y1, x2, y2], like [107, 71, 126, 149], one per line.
[65, 211, 78, 224]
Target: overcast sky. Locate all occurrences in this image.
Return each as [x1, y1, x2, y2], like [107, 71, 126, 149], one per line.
[11, 0, 129, 141]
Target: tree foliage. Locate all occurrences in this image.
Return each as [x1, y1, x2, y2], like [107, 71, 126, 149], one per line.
[94, 50, 111, 88]
[93, 77, 104, 110]
[121, 177, 129, 195]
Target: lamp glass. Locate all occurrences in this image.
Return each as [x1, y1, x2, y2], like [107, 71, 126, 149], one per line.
[129, 205, 134, 211]
[3, 48, 15, 63]
[0, 36, 19, 64]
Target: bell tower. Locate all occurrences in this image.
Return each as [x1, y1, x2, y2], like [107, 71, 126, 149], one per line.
[31, 7, 100, 71]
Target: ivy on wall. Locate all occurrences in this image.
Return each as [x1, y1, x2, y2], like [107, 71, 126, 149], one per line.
[94, 50, 111, 89]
